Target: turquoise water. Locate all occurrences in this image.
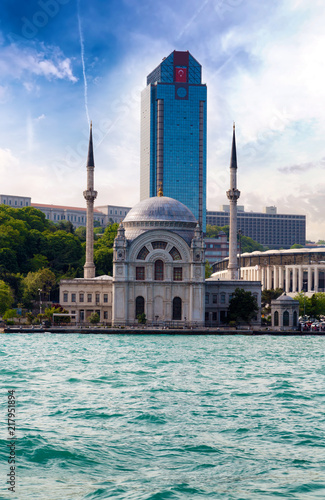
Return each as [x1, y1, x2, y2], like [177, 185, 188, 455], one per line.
[0, 334, 325, 500]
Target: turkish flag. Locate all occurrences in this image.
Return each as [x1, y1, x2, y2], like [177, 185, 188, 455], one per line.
[175, 67, 187, 82]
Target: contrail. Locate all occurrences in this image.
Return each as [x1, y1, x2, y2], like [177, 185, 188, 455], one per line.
[77, 0, 90, 125]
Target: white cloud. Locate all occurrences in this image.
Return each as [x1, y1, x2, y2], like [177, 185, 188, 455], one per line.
[0, 43, 77, 82]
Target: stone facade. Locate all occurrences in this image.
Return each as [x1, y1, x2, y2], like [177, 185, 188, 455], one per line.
[271, 293, 299, 330]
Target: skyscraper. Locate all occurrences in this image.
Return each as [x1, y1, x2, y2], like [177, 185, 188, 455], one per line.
[140, 50, 207, 231]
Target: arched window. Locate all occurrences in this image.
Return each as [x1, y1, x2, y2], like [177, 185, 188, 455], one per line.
[293, 310, 298, 327]
[173, 297, 182, 320]
[137, 246, 150, 260]
[154, 260, 164, 281]
[283, 310, 289, 327]
[135, 296, 145, 318]
[169, 246, 181, 260]
[274, 310, 279, 326]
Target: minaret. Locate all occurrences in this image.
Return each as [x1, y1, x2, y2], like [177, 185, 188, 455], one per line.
[83, 121, 98, 279]
[226, 123, 240, 280]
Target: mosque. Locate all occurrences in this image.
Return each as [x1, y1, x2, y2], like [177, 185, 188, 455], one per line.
[59, 124, 261, 327]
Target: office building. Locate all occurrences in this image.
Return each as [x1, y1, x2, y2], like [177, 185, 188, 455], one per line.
[207, 206, 306, 249]
[140, 50, 207, 230]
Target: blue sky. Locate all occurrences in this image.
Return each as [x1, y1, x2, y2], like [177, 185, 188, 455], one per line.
[0, 0, 325, 240]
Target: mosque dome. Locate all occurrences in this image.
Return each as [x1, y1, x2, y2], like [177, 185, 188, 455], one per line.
[122, 195, 198, 243]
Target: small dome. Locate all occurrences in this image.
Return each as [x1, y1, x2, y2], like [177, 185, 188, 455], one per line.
[124, 196, 197, 224]
[276, 293, 296, 302]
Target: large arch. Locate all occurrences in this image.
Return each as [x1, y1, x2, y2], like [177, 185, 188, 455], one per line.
[173, 297, 182, 320]
[135, 296, 145, 318]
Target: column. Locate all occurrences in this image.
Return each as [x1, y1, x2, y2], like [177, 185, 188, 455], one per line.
[307, 267, 312, 292]
[266, 266, 272, 290]
[292, 267, 297, 293]
[279, 266, 284, 289]
[298, 266, 303, 292]
[273, 266, 278, 289]
[285, 267, 290, 293]
[314, 266, 319, 292]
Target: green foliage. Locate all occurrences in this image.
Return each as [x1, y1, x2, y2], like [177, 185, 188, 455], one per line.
[75, 226, 86, 242]
[0, 280, 14, 314]
[205, 260, 213, 278]
[293, 292, 325, 319]
[290, 243, 304, 249]
[228, 288, 259, 325]
[2, 309, 17, 320]
[261, 288, 284, 308]
[95, 223, 119, 249]
[94, 247, 113, 275]
[137, 313, 147, 324]
[54, 220, 74, 233]
[22, 268, 56, 305]
[89, 312, 100, 324]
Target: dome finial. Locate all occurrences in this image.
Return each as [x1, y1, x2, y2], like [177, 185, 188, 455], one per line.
[158, 182, 163, 197]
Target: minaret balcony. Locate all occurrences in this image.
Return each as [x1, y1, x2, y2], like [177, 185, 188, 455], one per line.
[226, 188, 240, 201]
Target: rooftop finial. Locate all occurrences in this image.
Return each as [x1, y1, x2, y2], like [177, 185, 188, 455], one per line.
[158, 182, 163, 197]
[230, 122, 237, 170]
[87, 120, 94, 167]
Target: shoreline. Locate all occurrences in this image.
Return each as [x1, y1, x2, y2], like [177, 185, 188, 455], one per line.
[2, 327, 325, 336]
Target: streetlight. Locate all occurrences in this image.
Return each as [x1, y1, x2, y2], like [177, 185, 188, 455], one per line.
[38, 289, 42, 316]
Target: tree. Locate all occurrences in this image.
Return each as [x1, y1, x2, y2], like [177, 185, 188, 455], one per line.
[294, 292, 325, 318]
[228, 288, 259, 325]
[261, 288, 284, 308]
[0, 280, 14, 314]
[205, 260, 213, 278]
[89, 312, 100, 324]
[291, 243, 304, 249]
[94, 247, 113, 276]
[22, 268, 56, 305]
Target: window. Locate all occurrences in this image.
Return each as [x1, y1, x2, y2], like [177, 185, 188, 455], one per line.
[152, 241, 167, 250]
[63, 293, 68, 303]
[87, 294, 92, 303]
[96, 293, 100, 304]
[136, 267, 145, 280]
[293, 310, 298, 327]
[274, 310, 279, 326]
[137, 246, 150, 260]
[205, 293, 209, 305]
[212, 294, 217, 304]
[169, 246, 181, 260]
[172, 297, 182, 320]
[221, 293, 226, 304]
[283, 310, 289, 327]
[173, 268, 182, 281]
[103, 294, 108, 303]
[79, 293, 84, 303]
[135, 296, 145, 318]
[71, 293, 76, 302]
[104, 311, 108, 320]
[80, 310, 85, 321]
[154, 260, 164, 281]
[212, 312, 217, 321]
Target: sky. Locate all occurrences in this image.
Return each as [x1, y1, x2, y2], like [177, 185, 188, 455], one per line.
[0, 0, 325, 241]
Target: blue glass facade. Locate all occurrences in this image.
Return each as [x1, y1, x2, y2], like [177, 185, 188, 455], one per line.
[140, 51, 207, 231]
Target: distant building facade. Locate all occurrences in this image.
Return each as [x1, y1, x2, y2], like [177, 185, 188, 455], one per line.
[207, 205, 306, 249]
[32, 203, 107, 228]
[212, 248, 325, 294]
[95, 205, 131, 224]
[0, 194, 31, 207]
[204, 232, 229, 265]
[140, 50, 207, 230]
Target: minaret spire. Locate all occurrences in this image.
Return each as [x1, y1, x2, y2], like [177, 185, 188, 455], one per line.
[83, 121, 98, 279]
[226, 122, 241, 280]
